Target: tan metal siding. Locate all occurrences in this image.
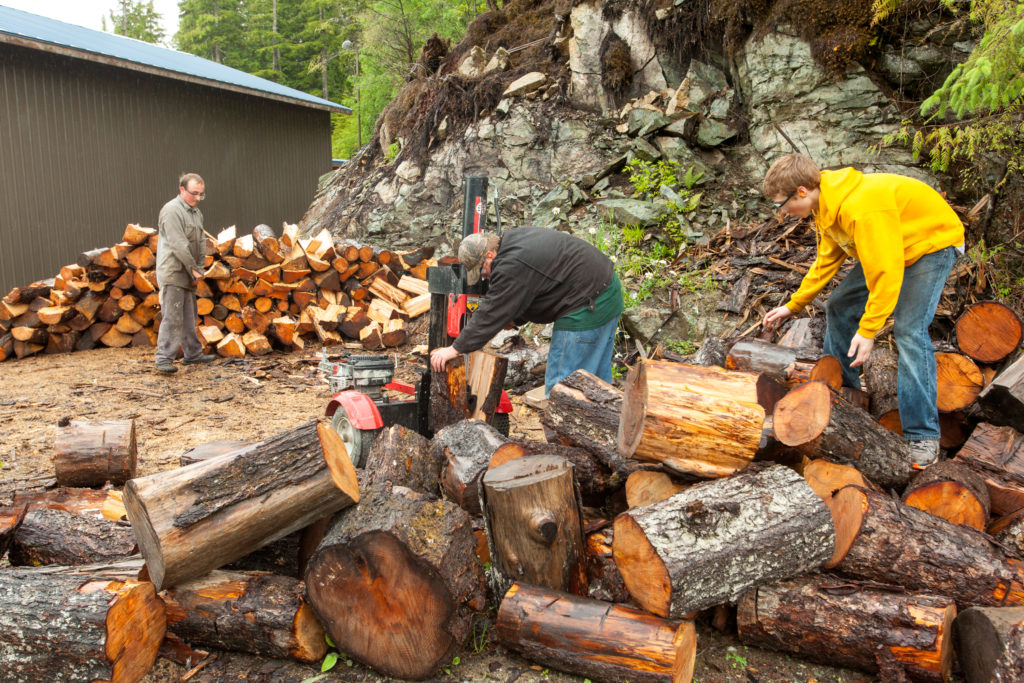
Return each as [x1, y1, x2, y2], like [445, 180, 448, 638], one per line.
[0, 42, 332, 293]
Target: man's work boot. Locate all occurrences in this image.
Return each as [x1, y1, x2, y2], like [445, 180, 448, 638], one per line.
[183, 354, 217, 365]
[909, 439, 940, 470]
[155, 362, 178, 374]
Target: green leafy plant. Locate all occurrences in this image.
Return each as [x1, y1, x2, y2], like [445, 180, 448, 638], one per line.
[667, 339, 698, 355]
[317, 634, 353, 673]
[725, 651, 748, 669]
[472, 618, 490, 653]
[442, 655, 461, 676]
[385, 140, 401, 163]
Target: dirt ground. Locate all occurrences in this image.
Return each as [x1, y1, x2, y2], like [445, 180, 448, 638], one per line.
[1, 340, 874, 683]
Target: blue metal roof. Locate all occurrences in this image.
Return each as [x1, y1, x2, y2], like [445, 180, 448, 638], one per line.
[0, 4, 350, 113]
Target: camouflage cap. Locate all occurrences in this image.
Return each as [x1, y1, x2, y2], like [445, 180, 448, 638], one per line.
[458, 232, 496, 285]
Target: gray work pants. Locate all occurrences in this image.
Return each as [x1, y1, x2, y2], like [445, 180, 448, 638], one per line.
[155, 284, 202, 364]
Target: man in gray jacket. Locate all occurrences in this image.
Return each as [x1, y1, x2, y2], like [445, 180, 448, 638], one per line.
[154, 173, 214, 373]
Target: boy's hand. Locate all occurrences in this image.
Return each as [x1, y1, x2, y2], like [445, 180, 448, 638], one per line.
[762, 306, 793, 331]
[848, 333, 874, 368]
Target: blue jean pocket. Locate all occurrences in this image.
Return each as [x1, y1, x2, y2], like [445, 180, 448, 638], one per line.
[570, 328, 601, 345]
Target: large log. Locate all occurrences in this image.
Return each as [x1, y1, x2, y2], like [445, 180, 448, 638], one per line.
[773, 380, 912, 489]
[955, 606, 1024, 683]
[956, 301, 1023, 364]
[862, 346, 900, 429]
[726, 339, 833, 386]
[162, 569, 325, 662]
[902, 459, 991, 530]
[542, 369, 633, 476]
[304, 484, 485, 680]
[978, 353, 1024, 433]
[123, 419, 358, 589]
[360, 424, 443, 496]
[481, 455, 586, 599]
[489, 438, 618, 501]
[618, 359, 766, 479]
[738, 574, 955, 682]
[7, 507, 136, 566]
[433, 419, 507, 516]
[54, 419, 137, 487]
[831, 485, 1024, 607]
[613, 464, 834, 618]
[955, 422, 1024, 517]
[497, 582, 696, 683]
[0, 569, 164, 682]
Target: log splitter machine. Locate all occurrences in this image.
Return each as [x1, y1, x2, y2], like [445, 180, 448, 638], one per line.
[324, 176, 512, 466]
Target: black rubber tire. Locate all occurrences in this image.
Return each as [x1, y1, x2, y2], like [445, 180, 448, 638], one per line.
[492, 412, 510, 437]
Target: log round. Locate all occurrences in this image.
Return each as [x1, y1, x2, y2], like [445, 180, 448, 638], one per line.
[936, 352, 984, 413]
[359, 423, 442, 496]
[542, 369, 632, 475]
[801, 458, 879, 568]
[123, 419, 358, 590]
[954, 606, 1024, 683]
[54, 419, 137, 487]
[162, 569, 326, 662]
[613, 464, 834, 618]
[831, 485, 1024, 607]
[955, 301, 1024, 364]
[738, 575, 955, 682]
[488, 438, 618, 501]
[304, 485, 484, 680]
[901, 459, 991, 530]
[625, 470, 686, 509]
[433, 419, 507, 516]
[481, 455, 586, 600]
[497, 582, 696, 683]
[773, 380, 912, 490]
[0, 570, 165, 683]
[862, 346, 899, 418]
[618, 360, 765, 479]
[8, 507, 136, 566]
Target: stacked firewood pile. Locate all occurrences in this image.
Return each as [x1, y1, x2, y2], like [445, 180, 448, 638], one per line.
[0, 222, 435, 362]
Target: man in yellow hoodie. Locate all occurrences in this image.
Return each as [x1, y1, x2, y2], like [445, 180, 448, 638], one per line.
[761, 153, 964, 468]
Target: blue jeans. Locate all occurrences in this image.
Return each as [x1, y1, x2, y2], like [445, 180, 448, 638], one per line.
[545, 315, 619, 397]
[823, 247, 956, 441]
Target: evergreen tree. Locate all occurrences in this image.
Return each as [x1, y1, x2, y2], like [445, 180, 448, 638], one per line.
[104, 0, 166, 44]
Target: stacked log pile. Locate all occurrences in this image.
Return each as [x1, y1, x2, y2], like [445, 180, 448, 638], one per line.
[0, 222, 436, 362]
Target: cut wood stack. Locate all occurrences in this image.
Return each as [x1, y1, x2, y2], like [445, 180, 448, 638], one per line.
[0, 222, 436, 362]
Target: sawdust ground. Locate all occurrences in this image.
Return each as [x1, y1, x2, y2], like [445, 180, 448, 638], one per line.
[0, 342, 873, 683]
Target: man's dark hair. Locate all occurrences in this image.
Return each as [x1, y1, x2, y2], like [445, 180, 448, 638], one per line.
[179, 172, 205, 189]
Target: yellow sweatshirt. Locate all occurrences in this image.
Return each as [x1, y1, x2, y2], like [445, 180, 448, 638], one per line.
[786, 168, 964, 338]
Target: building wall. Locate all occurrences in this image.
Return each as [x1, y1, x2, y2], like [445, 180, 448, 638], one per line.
[0, 42, 333, 293]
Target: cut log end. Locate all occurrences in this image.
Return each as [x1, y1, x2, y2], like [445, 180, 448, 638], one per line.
[612, 513, 671, 617]
[773, 380, 832, 446]
[826, 484, 869, 569]
[317, 420, 360, 504]
[616, 361, 648, 459]
[104, 579, 167, 683]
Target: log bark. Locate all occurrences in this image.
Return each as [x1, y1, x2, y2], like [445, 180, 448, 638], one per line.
[978, 353, 1024, 433]
[955, 423, 1024, 517]
[162, 569, 325, 662]
[584, 525, 633, 604]
[863, 346, 899, 419]
[430, 354, 472, 431]
[773, 380, 912, 490]
[726, 339, 824, 386]
[434, 419, 507, 516]
[359, 424, 442, 496]
[738, 574, 955, 682]
[497, 582, 696, 683]
[618, 359, 765, 479]
[902, 459, 991, 530]
[542, 369, 633, 476]
[0, 504, 27, 559]
[613, 464, 834, 618]
[954, 606, 1024, 683]
[304, 484, 485, 680]
[8, 507, 136, 566]
[830, 485, 1024, 607]
[123, 419, 358, 590]
[481, 454, 586, 599]
[993, 620, 1024, 681]
[0, 569, 164, 682]
[54, 419, 137, 487]
[956, 301, 1023, 364]
[489, 439, 618, 501]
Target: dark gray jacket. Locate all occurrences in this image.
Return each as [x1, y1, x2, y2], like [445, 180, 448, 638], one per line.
[453, 227, 615, 353]
[156, 196, 204, 290]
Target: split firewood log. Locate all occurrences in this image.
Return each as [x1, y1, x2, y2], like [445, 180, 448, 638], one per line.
[830, 485, 1024, 607]
[937, 351, 985, 412]
[488, 438, 618, 501]
[978, 353, 1024, 433]
[584, 525, 632, 603]
[216, 331, 245, 357]
[0, 568, 165, 682]
[241, 330, 272, 356]
[497, 582, 696, 683]
[625, 470, 685, 508]
[613, 464, 834, 618]
[162, 569, 325, 662]
[481, 455, 586, 599]
[402, 293, 430, 317]
[304, 484, 485, 680]
[738, 574, 955, 682]
[902, 459, 991, 530]
[955, 606, 1024, 683]
[955, 422, 1024, 517]
[215, 225, 236, 256]
[543, 369, 634, 476]
[956, 301, 1023, 364]
[773, 380, 912, 489]
[618, 359, 765, 479]
[54, 419, 137, 488]
[465, 350, 509, 423]
[252, 224, 283, 264]
[434, 419, 507, 515]
[123, 223, 157, 245]
[430, 354, 473, 431]
[7, 508, 136, 566]
[359, 424, 442, 496]
[123, 420, 358, 590]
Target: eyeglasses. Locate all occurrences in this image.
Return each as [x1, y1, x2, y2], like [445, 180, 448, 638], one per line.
[773, 188, 798, 209]
[184, 189, 206, 199]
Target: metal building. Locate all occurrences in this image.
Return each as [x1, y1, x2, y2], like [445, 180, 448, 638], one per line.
[0, 6, 348, 293]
